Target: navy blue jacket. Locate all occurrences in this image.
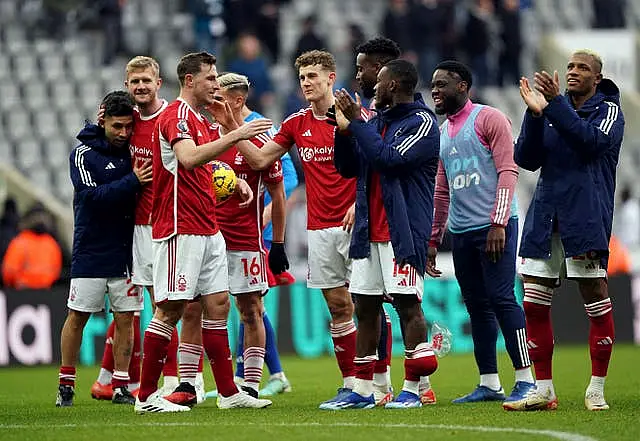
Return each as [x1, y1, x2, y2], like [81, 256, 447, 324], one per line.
[69, 123, 141, 278]
[515, 79, 624, 263]
[334, 94, 440, 275]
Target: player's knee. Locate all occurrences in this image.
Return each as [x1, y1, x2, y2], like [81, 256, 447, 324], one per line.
[577, 277, 608, 304]
[113, 312, 134, 329]
[66, 310, 90, 330]
[522, 274, 555, 288]
[326, 289, 354, 321]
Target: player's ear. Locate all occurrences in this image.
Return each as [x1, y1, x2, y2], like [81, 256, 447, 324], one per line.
[328, 71, 336, 83]
[157, 77, 163, 88]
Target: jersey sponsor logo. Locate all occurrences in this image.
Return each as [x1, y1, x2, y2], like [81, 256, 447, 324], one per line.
[130, 144, 153, 158]
[176, 274, 188, 292]
[177, 119, 189, 133]
[448, 155, 480, 190]
[299, 145, 334, 162]
[69, 285, 77, 302]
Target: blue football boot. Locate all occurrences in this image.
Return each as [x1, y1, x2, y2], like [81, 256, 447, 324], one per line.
[452, 385, 506, 403]
[384, 390, 422, 409]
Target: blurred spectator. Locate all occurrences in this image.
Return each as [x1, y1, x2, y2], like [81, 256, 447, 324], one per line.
[293, 16, 328, 64]
[346, 23, 366, 81]
[381, 0, 418, 64]
[462, 0, 498, 87]
[2, 206, 62, 290]
[0, 199, 20, 267]
[592, 0, 626, 29]
[497, 0, 521, 87]
[188, 0, 221, 55]
[284, 87, 307, 117]
[223, 0, 283, 61]
[613, 186, 639, 249]
[437, 0, 458, 60]
[39, 0, 82, 40]
[227, 33, 275, 114]
[607, 235, 631, 276]
[99, 0, 127, 65]
[411, 0, 442, 86]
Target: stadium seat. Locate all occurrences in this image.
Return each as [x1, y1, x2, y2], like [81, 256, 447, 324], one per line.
[46, 138, 71, 169]
[6, 108, 32, 141]
[23, 82, 50, 111]
[15, 137, 42, 171]
[67, 53, 92, 81]
[27, 166, 54, 191]
[33, 110, 61, 139]
[0, 79, 21, 111]
[42, 53, 66, 83]
[50, 81, 77, 109]
[12, 54, 38, 83]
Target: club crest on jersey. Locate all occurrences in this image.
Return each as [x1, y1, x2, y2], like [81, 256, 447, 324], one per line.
[177, 119, 189, 133]
[177, 274, 188, 292]
[235, 152, 243, 165]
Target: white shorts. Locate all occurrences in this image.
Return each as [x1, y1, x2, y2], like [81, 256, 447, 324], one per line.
[67, 277, 142, 313]
[153, 233, 229, 303]
[227, 250, 268, 295]
[519, 233, 607, 279]
[307, 227, 352, 289]
[349, 241, 424, 299]
[132, 225, 153, 286]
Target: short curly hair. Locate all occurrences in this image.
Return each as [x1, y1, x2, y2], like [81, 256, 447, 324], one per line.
[355, 37, 401, 65]
[101, 91, 135, 118]
[295, 50, 336, 72]
[434, 60, 473, 89]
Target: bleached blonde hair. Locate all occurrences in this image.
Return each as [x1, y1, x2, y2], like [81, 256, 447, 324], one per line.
[571, 49, 603, 73]
[218, 72, 250, 95]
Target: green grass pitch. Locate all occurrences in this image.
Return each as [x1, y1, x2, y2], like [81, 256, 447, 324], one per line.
[1, 345, 639, 441]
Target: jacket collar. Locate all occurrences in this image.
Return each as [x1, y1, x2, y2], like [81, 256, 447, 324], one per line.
[567, 78, 620, 113]
[76, 123, 122, 154]
[380, 93, 430, 121]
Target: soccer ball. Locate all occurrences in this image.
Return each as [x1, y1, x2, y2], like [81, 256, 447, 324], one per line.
[210, 160, 237, 202]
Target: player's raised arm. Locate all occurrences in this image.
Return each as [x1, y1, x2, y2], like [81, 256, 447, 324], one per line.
[233, 137, 287, 171]
[173, 118, 273, 170]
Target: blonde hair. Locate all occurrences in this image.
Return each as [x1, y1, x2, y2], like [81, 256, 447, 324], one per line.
[572, 49, 603, 73]
[126, 56, 160, 78]
[218, 72, 250, 95]
[295, 50, 336, 73]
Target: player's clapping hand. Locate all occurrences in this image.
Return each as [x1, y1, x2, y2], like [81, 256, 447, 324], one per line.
[341, 203, 355, 233]
[485, 225, 506, 263]
[268, 242, 290, 275]
[134, 159, 152, 185]
[207, 98, 238, 130]
[235, 178, 254, 208]
[236, 119, 273, 141]
[519, 77, 548, 116]
[534, 70, 561, 102]
[425, 246, 442, 278]
[334, 89, 362, 122]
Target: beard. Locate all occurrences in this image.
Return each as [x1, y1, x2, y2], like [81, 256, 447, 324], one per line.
[361, 83, 375, 99]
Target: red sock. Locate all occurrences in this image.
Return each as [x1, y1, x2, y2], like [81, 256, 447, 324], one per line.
[101, 320, 115, 374]
[128, 315, 141, 384]
[404, 343, 437, 381]
[523, 283, 555, 380]
[198, 351, 204, 374]
[59, 366, 76, 387]
[330, 320, 357, 379]
[139, 319, 174, 402]
[163, 328, 179, 377]
[375, 315, 392, 374]
[355, 356, 376, 380]
[112, 371, 130, 390]
[202, 320, 238, 397]
[585, 298, 615, 377]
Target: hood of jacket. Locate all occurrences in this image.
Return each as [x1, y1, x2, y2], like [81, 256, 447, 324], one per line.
[76, 123, 117, 154]
[569, 78, 620, 114]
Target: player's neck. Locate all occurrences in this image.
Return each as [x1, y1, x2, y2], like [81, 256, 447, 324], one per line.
[178, 92, 201, 113]
[138, 97, 163, 117]
[240, 106, 252, 119]
[570, 89, 596, 110]
[310, 94, 334, 118]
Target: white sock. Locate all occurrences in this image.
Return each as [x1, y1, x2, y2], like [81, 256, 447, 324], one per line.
[269, 372, 285, 381]
[587, 376, 606, 394]
[234, 375, 245, 386]
[195, 372, 204, 387]
[243, 347, 265, 392]
[536, 379, 555, 397]
[373, 372, 388, 387]
[127, 382, 140, 392]
[515, 367, 535, 384]
[480, 373, 502, 391]
[343, 376, 355, 390]
[162, 375, 179, 390]
[353, 378, 373, 397]
[97, 368, 112, 385]
[419, 375, 431, 392]
[402, 379, 420, 396]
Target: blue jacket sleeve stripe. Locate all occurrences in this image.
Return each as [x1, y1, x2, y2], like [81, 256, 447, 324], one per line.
[599, 102, 619, 135]
[74, 146, 96, 187]
[396, 112, 433, 155]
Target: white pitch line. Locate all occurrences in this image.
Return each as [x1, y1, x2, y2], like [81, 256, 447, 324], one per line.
[0, 421, 598, 441]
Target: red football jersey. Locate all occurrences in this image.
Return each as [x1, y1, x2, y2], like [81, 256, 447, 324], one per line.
[216, 131, 283, 251]
[273, 107, 355, 230]
[151, 98, 219, 240]
[130, 100, 168, 225]
[368, 172, 390, 242]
